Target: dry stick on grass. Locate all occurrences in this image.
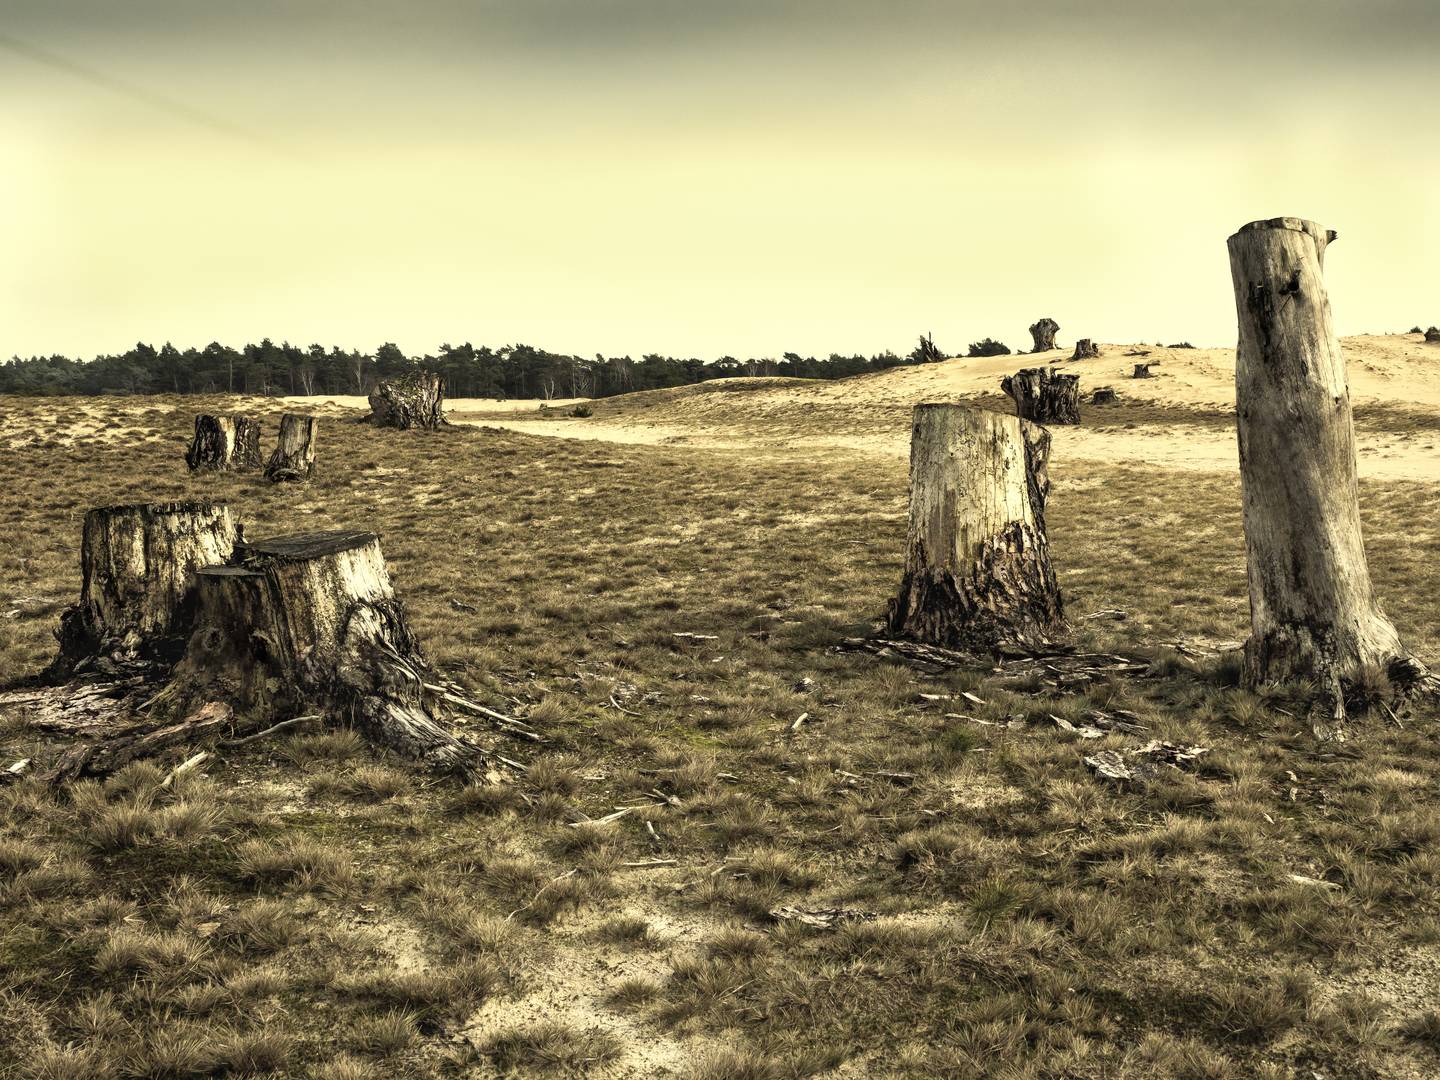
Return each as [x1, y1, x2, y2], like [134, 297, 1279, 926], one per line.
[506, 868, 578, 921]
[223, 715, 323, 747]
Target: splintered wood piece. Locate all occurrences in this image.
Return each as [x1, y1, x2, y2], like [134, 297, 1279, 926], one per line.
[49, 501, 239, 680]
[1000, 367, 1080, 425]
[887, 405, 1064, 654]
[1228, 217, 1431, 704]
[185, 415, 262, 472]
[264, 414, 317, 482]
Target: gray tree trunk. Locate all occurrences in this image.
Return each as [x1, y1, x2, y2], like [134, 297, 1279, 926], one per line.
[1028, 318, 1059, 353]
[265, 414, 318, 482]
[185, 415, 262, 472]
[367, 371, 447, 430]
[1229, 217, 1428, 707]
[1001, 367, 1080, 425]
[49, 502, 238, 680]
[887, 405, 1063, 653]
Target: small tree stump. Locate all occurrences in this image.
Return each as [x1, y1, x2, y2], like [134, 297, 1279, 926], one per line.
[887, 405, 1063, 653]
[1229, 218, 1431, 711]
[1091, 388, 1117, 405]
[1132, 363, 1154, 378]
[170, 531, 495, 779]
[367, 371, 447, 430]
[1071, 339, 1100, 360]
[265, 414, 317, 482]
[1028, 318, 1059, 353]
[1001, 367, 1080, 425]
[49, 502, 238, 680]
[185, 415, 262, 472]
[1425, 326, 1440, 343]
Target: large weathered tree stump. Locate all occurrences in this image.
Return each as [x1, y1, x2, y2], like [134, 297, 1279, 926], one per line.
[48, 502, 239, 680]
[1091, 388, 1117, 405]
[1071, 339, 1100, 360]
[367, 371, 447, 430]
[887, 405, 1063, 654]
[265, 414, 317, 483]
[185, 415, 262, 472]
[1425, 326, 1440, 344]
[1228, 218, 1432, 712]
[1132, 363, 1154, 378]
[169, 531, 496, 779]
[1028, 318, 1059, 353]
[1001, 367, 1080, 425]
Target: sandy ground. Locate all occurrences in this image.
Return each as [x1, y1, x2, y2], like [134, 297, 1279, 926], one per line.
[432, 335, 1440, 481]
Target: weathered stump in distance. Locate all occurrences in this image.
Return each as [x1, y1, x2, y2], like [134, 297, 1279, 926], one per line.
[1028, 318, 1059, 353]
[1132, 363, 1154, 378]
[1425, 326, 1440, 344]
[49, 502, 238, 680]
[1092, 388, 1117, 405]
[265, 414, 317, 482]
[1071, 339, 1100, 360]
[367, 371, 447, 430]
[1228, 218, 1432, 715]
[186, 415, 262, 472]
[887, 405, 1063, 654]
[1001, 367, 1080, 425]
[170, 531, 496, 779]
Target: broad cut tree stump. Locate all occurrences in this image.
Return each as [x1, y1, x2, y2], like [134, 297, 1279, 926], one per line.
[186, 415, 262, 472]
[1132, 363, 1154, 378]
[1228, 218, 1432, 713]
[367, 371, 447, 430]
[1071, 339, 1100, 360]
[1091, 388, 1117, 405]
[169, 531, 496, 779]
[265, 414, 317, 482]
[1028, 318, 1059, 353]
[1001, 367, 1080, 425]
[49, 502, 238, 680]
[1425, 326, 1440, 344]
[887, 405, 1063, 654]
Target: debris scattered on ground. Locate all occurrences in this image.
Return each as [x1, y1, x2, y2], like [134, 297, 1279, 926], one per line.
[769, 906, 877, 930]
[1084, 741, 1210, 784]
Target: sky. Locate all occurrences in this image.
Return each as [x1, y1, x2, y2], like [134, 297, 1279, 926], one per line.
[3, 1, 1439, 361]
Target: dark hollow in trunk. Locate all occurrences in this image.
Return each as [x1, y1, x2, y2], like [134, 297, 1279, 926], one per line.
[185, 415, 262, 472]
[1028, 318, 1059, 353]
[169, 530, 496, 780]
[367, 371, 447, 430]
[1071, 339, 1100, 360]
[1228, 217, 1431, 716]
[1001, 367, 1080, 425]
[49, 502, 239, 681]
[265, 414, 317, 483]
[887, 405, 1064, 654]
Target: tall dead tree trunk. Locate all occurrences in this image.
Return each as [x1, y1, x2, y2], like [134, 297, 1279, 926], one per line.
[185, 415, 262, 472]
[49, 502, 238, 680]
[1028, 318, 1059, 353]
[1001, 367, 1080, 425]
[168, 531, 498, 779]
[367, 371, 447, 430]
[265, 414, 317, 482]
[887, 405, 1063, 654]
[1229, 217, 1431, 711]
[1071, 339, 1100, 360]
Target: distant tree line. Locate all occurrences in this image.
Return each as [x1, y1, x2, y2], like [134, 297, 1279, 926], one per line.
[0, 337, 989, 399]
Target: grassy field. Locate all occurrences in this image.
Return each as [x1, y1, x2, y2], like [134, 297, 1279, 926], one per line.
[2, 390, 1439, 1078]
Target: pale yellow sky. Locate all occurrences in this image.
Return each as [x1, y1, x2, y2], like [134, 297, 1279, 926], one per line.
[3, 2, 1439, 360]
